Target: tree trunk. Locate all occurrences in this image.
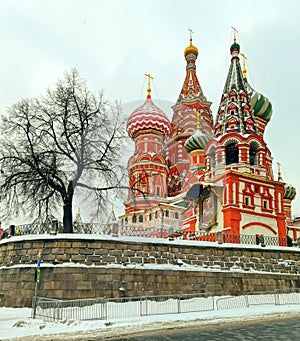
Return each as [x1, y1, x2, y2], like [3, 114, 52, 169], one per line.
[63, 182, 74, 233]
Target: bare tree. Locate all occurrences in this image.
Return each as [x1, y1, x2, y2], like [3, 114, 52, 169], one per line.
[0, 69, 128, 233]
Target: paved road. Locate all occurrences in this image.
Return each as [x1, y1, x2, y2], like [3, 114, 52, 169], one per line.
[106, 315, 300, 341]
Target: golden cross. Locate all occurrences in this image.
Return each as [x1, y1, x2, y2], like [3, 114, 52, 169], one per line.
[277, 161, 282, 179]
[240, 53, 247, 79]
[194, 108, 201, 129]
[231, 26, 238, 42]
[188, 28, 194, 40]
[145, 73, 154, 98]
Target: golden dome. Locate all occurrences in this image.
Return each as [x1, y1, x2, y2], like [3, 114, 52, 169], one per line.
[184, 38, 198, 57]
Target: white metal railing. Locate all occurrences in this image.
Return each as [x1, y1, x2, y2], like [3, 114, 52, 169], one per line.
[216, 289, 300, 310]
[32, 289, 300, 322]
[32, 293, 214, 321]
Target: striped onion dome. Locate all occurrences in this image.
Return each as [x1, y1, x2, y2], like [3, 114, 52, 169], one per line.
[184, 128, 211, 153]
[126, 98, 171, 139]
[284, 184, 296, 200]
[244, 79, 273, 123]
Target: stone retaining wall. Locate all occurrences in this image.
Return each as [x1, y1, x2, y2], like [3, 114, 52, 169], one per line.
[0, 235, 300, 307]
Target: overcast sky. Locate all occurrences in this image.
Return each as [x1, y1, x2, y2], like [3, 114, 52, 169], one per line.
[0, 0, 299, 216]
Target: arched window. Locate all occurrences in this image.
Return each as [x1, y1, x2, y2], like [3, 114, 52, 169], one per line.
[174, 212, 179, 219]
[149, 213, 152, 221]
[132, 215, 137, 223]
[165, 210, 169, 218]
[125, 217, 128, 225]
[155, 211, 158, 219]
[249, 141, 260, 166]
[249, 146, 257, 165]
[226, 143, 239, 165]
[139, 215, 143, 223]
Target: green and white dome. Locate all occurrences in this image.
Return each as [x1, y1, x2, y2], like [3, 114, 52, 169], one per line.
[184, 129, 211, 153]
[244, 79, 273, 123]
[284, 184, 296, 200]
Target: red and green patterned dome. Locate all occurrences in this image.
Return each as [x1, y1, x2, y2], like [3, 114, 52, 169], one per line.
[126, 98, 171, 139]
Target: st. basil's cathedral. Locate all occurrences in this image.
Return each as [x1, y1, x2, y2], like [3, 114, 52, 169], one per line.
[119, 32, 298, 245]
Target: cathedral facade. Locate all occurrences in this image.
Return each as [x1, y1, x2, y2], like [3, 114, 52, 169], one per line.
[119, 34, 298, 245]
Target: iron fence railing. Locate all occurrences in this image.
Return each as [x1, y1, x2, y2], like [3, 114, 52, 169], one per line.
[32, 293, 214, 321]
[264, 235, 287, 246]
[246, 291, 276, 306]
[274, 288, 300, 305]
[1, 222, 108, 237]
[33, 297, 107, 321]
[119, 226, 169, 238]
[216, 295, 249, 310]
[0, 221, 293, 248]
[33, 289, 300, 322]
[216, 289, 300, 310]
[240, 234, 256, 245]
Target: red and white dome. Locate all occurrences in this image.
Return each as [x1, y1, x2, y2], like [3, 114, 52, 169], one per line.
[126, 98, 171, 139]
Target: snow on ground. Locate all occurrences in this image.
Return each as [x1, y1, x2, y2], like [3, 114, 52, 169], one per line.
[1, 302, 300, 340]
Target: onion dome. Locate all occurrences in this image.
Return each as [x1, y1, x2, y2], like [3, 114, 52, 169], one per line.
[284, 184, 296, 200]
[184, 37, 198, 57]
[277, 163, 296, 200]
[127, 74, 171, 139]
[230, 38, 240, 60]
[245, 81, 273, 123]
[230, 29, 240, 58]
[184, 129, 211, 153]
[184, 110, 211, 153]
[230, 42, 240, 54]
[241, 54, 273, 123]
[126, 98, 171, 139]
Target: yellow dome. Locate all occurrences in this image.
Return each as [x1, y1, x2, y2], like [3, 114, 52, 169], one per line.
[184, 38, 198, 57]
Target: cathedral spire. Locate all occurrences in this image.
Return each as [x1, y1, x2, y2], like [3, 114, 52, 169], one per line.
[214, 36, 257, 137]
[170, 32, 213, 140]
[176, 30, 204, 103]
